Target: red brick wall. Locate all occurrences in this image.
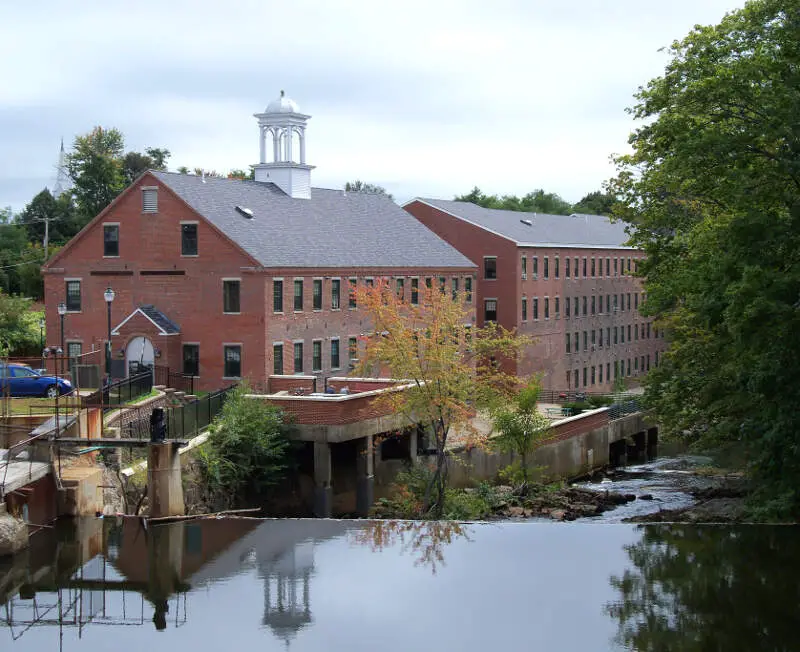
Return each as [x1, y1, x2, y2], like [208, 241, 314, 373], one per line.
[43, 173, 265, 392]
[268, 375, 317, 394]
[404, 201, 668, 391]
[264, 390, 396, 425]
[327, 378, 399, 392]
[548, 409, 609, 443]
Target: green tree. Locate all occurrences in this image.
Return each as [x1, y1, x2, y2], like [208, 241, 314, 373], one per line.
[67, 127, 126, 221]
[197, 384, 293, 509]
[455, 187, 573, 214]
[573, 190, 615, 215]
[345, 180, 393, 200]
[121, 147, 171, 184]
[17, 189, 80, 250]
[227, 168, 254, 181]
[0, 291, 40, 355]
[609, 0, 800, 515]
[491, 379, 551, 485]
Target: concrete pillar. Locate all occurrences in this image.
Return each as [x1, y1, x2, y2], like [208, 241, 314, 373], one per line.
[146, 523, 185, 631]
[259, 126, 266, 163]
[147, 443, 184, 519]
[313, 442, 332, 518]
[356, 435, 374, 517]
[646, 427, 659, 460]
[408, 428, 418, 464]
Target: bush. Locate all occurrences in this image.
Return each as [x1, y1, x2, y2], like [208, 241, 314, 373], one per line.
[589, 394, 615, 407]
[196, 384, 293, 509]
[563, 401, 592, 414]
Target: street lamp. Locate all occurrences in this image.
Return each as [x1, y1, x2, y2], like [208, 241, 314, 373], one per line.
[57, 302, 67, 376]
[39, 317, 45, 367]
[104, 287, 115, 379]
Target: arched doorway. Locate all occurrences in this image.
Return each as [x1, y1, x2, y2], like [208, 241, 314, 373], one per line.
[126, 336, 155, 376]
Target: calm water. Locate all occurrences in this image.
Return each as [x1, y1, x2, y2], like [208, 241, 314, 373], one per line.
[1, 516, 799, 651]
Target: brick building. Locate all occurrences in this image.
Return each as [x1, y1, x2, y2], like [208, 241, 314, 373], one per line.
[42, 94, 476, 391]
[403, 199, 666, 392]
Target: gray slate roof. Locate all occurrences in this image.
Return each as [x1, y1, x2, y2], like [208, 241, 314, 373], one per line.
[139, 305, 180, 334]
[152, 171, 475, 269]
[415, 198, 633, 249]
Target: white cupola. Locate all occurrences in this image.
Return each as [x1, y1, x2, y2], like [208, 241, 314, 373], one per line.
[253, 91, 314, 199]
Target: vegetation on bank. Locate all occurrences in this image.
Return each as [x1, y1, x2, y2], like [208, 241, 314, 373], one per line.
[610, 0, 800, 518]
[194, 385, 294, 510]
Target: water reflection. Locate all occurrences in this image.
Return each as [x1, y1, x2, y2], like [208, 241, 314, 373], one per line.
[606, 525, 800, 651]
[351, 520, 471, 575]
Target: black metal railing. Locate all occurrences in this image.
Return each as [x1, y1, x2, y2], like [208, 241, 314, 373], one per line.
[166, 386, 235, 440]
[82, 371, 153, 410]
[153, 365, 195, 394]
[538, 389, 642, 404]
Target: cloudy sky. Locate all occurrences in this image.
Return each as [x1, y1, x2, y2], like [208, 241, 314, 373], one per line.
[1, 0, 744, 211]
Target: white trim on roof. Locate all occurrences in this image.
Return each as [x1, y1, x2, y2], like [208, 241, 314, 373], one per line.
[111, 308, 176, 336]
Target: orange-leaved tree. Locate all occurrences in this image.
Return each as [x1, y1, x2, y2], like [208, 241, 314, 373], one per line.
[356, 279, 528, 517]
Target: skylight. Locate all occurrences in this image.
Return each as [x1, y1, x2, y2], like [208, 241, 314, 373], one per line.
[235, 206, 254, 219]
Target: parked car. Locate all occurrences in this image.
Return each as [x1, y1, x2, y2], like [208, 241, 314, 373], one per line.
[0, 363, 73, 398]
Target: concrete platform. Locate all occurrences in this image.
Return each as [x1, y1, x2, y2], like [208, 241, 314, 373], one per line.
[0, 453, 51, 496]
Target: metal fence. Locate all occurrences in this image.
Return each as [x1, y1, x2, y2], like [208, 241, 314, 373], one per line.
[538, 389, 642, 404]
[166, 386, 235, 440]
[608, 398, 643, 420]
[82, 371, 153, 409]
[153, 365, 195, 395]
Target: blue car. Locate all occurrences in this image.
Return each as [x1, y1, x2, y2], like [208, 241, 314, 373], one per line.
[0, 363, 73, 398]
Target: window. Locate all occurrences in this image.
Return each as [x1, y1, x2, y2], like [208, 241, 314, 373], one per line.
[521, 256, 527, 279]
[331, 279, 341, 310]
[313, 279, 323, 310]
[451, 277, 459, 300]
[647, 322, 651, 339]
[533, 297, 539, 320]
[591, 366, 596, 385]
[591, 257, 596, 277]
[555, 297, 560, 318]
[627, 257, 632, 274]
[438, 276, 446, 293]
[223, 345, 241, 378]
[614, 294, 619, 312]
[598, 328, 603, 347]
[583, 367, 587, 387]
[621, 326, 625, 343]
[273, 280, 284, 312]
[614, 257, 618, 275]
[572, 297, 578, 318]
[635, 357, 639, 373]
[627, 293, 631, 310]
[573, 257, 579, 278]
[565, 297, 571, 318]
[574, 331, 580, 352]
[366, 278, 375, 289]
[607, 327, 611, 347]
[484, 257, 497, 279]
[294, 279, 304, 311]
[634, 292, 639, 310]
[312, 340, 322, 372]
[223, 280, 240, 313]
[411, 278, 419, 305]
[424, 277, 431, 290]
[614, 326, 618, 344]
[103, 224, 119, 257]
[544, 257, 549, 279]
[606, 295, 611, 313]
[183, 344, 199, 376]
[521, 297, 527, 321]
[591, 329, 596, 346]
[396, 278, 405, 301]
[544, 297, 550, 320]
[635, 324, 639, 341]
[484, 299, 497, 322]
[181, 223, 198, 256]
[628, 324, 632, 341]
[349, 337, 358, 361]
[591, 295, 596, 315]
[627, 358, 631, 375]
[606, 257, 610, 276]
[583, 331, 588, 350]
[533, 256, 539, 278]
[294, 342, 304, 373]
[142, 187, 157, 213]
[66, 341, 82, 360]
[349, 278, 357, 308]
[582, 257, 587, 277]
[607, 362, 611, 381]
[331, 339, 340, 369]
[599, 364, 603, 383]
[65, 280, 81, 312]
[555, 256, 560, 279]
[646, 354, 651, 371]
[464, 277, 473, 302]
[566, 258, 571, 278]
[582, 296, 587, 316]
[566, 333, 571, 353]
[273, 344, 283, 375]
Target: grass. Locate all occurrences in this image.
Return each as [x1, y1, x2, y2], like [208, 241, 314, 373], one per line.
[5, 397, 81, 415]
[129, 388, 160, 404]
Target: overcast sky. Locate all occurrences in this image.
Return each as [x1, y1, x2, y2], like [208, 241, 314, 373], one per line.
[1, 0, 745, 211]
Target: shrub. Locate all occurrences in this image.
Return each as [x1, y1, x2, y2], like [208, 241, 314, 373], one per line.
[196, 384, 293, 509]
[563, 401, 592, 414]
[589, 395, 615, 407]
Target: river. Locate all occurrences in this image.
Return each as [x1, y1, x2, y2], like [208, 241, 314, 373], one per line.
[1, 457, 798, 651]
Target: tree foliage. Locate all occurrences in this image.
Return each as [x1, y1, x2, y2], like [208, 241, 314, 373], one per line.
[491, 378, 551, 484]
[121, 147, 170, 184]
[0, 291, 41, 356]
[356, 281, 528, 516]
[573, 190, 616, 216]
[608, 0, 800, 515]
[345, 180, 393, 200]
[67, 126, 126, 221]
[454, 186, 613, 215]
[196, 384, 293, 509]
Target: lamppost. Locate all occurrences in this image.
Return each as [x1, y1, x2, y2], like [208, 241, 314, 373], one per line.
[39, 317, 45, 368]
[104, 287, 115, 379]
[57, 302, 67, 377]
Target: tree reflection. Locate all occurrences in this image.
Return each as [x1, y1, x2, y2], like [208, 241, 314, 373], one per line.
[351, 521, 471, 575]
[606, 525, 800, 651]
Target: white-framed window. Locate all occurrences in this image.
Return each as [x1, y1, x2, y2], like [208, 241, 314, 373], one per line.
[223, 344, 242, 379]
[223, 278, 241, 314]
[103, 223, 119, 257]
